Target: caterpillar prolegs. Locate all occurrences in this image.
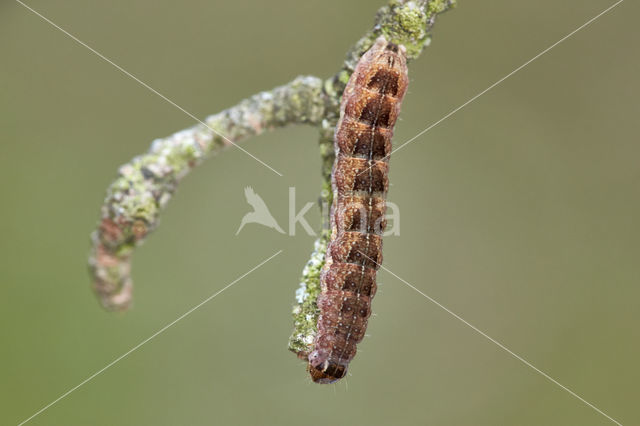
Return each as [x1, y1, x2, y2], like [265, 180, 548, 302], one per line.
[293, 37, 409, 383]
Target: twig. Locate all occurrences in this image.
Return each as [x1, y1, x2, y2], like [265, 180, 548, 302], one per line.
[88, 0, 456, 319]
[89, 77, 325, 310]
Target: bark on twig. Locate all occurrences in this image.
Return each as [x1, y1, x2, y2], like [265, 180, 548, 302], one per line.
[88, 0, 455, 319]
[89, 77, 325, 310]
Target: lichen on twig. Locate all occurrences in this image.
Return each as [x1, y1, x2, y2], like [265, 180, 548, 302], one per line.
[89, 77, 325, 310]
[88, 1, 456, 333]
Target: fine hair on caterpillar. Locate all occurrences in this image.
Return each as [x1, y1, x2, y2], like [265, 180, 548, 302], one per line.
[303, 36, 409, 384]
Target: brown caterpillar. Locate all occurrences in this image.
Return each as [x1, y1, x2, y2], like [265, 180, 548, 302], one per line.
[307, 37, 409, 383]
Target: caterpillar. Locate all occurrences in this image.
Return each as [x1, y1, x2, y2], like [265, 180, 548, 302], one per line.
[306, 37, 409, 383]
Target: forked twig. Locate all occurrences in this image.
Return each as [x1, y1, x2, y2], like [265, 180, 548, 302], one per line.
[88, 0, 456, 316]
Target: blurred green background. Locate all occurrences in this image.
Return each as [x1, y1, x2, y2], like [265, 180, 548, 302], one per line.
[1, 1, 638, 425]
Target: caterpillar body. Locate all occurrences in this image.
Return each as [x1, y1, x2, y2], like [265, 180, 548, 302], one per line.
[307, 37, 409, 383]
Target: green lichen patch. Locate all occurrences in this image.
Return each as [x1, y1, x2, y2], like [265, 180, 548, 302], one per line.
[288, 232, 329, 356]
[381, 0, 456, 59]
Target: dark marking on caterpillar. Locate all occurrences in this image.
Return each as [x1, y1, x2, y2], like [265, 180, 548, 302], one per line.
[305, 36, 409, 384]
